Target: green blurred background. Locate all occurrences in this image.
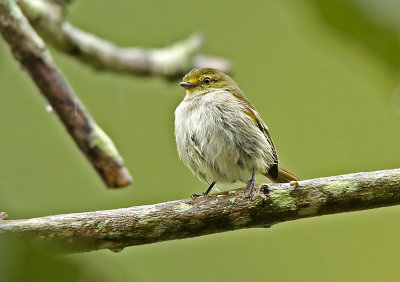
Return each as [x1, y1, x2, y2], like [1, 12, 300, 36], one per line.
[1, 0, 400, 281]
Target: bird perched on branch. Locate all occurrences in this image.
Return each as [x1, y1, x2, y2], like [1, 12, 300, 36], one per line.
[174, 68, 299, 198]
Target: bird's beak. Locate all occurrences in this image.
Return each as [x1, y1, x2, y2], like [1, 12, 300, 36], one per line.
[179, 81, 195, 89]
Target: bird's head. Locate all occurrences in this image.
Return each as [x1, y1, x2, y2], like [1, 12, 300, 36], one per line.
[179, 68, 239, 99]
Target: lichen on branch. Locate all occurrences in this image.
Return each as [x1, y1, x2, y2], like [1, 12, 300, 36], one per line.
[1, 169, 399, 253]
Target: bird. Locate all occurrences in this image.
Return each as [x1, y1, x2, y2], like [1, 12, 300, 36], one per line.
[174, 68, 299, 198]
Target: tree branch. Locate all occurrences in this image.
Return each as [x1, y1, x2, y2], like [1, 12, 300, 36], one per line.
[16, 0, 231, 78]
[0, 0, 132, 188]
[1, 169, 399, 253]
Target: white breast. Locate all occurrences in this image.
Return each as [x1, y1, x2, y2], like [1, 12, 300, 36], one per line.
[174, 90, 274, 184]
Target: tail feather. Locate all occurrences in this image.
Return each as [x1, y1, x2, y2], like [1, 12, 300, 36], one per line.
[264, 167, 299, 183]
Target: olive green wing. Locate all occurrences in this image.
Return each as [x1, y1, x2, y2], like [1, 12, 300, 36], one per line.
[231, 88, 279, 178]
[244, 105, 279, 179]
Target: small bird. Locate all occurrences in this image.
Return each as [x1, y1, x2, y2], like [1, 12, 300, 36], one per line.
[174, 68, 299, 198]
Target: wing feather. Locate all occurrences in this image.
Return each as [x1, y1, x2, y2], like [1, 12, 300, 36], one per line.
[190, 135, 206, 160]
[244, 106, 279, 178]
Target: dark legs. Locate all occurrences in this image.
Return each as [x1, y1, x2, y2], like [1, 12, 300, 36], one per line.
[204, 181, 216, 195]
[191, 169, 257, 199]
[244, 168, 256, 197]
[191, 181, 216, 199]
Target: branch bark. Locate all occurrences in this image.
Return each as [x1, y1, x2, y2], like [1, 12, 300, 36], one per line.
[16, 0, 231, 78]
[0, 0, 132, 188]
[1, 168, 399, 253]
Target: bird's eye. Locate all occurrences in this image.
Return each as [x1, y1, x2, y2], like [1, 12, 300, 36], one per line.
[203, 77, 211, 84]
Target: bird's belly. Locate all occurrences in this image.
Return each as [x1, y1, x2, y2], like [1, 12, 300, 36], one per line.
[187, 122, 253, 184]
[175, 93, 273, 184]
[195, 129, 252, 183]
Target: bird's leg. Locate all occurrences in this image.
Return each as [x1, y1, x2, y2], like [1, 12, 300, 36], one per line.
[244, 168, 256, 197]
[204, 181, 216, 195]
[191, 181, 216, 199]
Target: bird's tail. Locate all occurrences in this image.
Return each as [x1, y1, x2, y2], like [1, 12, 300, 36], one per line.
[264, 167, 299, 183]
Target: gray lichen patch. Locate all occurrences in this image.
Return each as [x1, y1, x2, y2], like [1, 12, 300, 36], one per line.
[8, 0, 22, 20]
[3, 0, 46, 52]
[97, 220, 109, 230]
[175, 203, 192, 213]
[91, 124, 122, 163]
[136, 205, 158, 218]
[345, 184, 359, 193]
[211, 199, 219, 205]
[269, 189, 295, 209]
[82, 220, 96, 229]
[323, 181, 356, 196]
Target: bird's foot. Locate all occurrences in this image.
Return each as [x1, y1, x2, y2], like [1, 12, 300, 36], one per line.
[191, 192, 208, 200]
[191, 181, 216, 200]
[244, 178, 256, 199]
[244, 169, 257, 199]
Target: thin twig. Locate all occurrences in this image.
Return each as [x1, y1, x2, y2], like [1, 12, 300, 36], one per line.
[1, 169, 399, 253]
[0, 0, 132, 188]
[16, 0, 231, 78]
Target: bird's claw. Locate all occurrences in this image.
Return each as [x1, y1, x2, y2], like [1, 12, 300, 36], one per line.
[244, 178, 257, 200]
[191, 192, 208, 200]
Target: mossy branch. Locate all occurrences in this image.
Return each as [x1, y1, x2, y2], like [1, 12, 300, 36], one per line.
[0, 0, 132, 188]
[16, 0, 231, 78]
[1, 168, 399, 253]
